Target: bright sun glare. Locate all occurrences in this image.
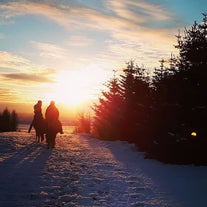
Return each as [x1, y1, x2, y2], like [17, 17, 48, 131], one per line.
[46, 68, 109, 107]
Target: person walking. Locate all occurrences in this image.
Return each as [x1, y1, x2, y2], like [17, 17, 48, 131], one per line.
[45, 100, 59, 122]
[45, 101, 63, 148]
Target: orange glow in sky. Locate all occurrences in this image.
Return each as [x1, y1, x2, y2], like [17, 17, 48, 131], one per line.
[0, 0, 204, 115]
[44, 67, 110, 107]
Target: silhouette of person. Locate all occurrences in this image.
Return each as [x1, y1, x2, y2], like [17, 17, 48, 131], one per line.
[45, 100, 59, 122]
[45, 101, 63, 133]
[33, 100, 43, 120]
[45, 101, 63, 148]
[28, 100, 43, 133]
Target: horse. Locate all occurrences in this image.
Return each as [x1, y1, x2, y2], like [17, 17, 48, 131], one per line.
[28, 118, 46, 142]
[46, 119, 63, 149]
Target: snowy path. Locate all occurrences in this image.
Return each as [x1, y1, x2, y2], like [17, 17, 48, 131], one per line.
[0, 127, 207, 207]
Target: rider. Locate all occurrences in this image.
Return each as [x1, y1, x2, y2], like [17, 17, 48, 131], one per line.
[34, 100, 43, 121]
[28, 100, 44, 133]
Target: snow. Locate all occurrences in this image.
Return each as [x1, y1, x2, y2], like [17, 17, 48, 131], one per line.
[0, 124, 207, 207]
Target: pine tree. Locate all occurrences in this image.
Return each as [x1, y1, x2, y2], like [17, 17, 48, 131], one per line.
[151, 58, 180, 144]
[119, 60, 151, 144]
[75, 112, 91, 133]
[1, 108, 11, 132]
[176, 13, 207, 68]
[174, 13, 207, 138]
[0, 108, 19, 132]
[119, 60, 139, 140]
[92, 73, 123, 139]
[10, 110, 18, 131]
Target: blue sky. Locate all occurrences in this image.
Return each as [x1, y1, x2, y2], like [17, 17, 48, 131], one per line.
[0, 0, 206, 111]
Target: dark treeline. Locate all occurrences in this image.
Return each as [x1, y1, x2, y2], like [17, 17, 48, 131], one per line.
[0, 108, 18, 132]
[92, 13, 207, 165]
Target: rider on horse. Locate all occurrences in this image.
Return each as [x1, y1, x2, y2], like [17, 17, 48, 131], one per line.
[28, 100, 46, 142]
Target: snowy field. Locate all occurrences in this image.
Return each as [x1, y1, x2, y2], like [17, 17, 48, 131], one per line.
[0, 124, 207, 207]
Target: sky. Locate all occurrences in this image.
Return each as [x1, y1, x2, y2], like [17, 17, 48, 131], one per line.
[0, 0, 205, 115]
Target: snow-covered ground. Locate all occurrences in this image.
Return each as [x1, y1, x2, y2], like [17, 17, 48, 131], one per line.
[0, 125, 207, 207]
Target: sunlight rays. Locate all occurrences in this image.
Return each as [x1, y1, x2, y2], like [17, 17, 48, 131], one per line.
[46, 66, 110, 107]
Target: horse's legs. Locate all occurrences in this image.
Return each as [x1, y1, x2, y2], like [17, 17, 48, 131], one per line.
[36, 132, 38, 142]
[41, 133, 44, 142]
[37, 132, 41, 142]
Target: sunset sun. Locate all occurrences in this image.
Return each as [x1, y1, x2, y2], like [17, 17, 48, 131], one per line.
[46, 68, 109, 107]
[52, 71, 92, 106]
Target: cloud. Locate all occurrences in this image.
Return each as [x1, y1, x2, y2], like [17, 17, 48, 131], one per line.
[0, 87, 30, 104]
[0, 1, 67, 23]
[0, 65, 59, 103]
[32, 41, 69, 59]
[67, 36, 95, 47]
[0, 1, 87, 29]
[0, 51, 58, 84]
[0, 88, 17, 102]
[0, 51, 31, 71]
[124, 0, 173, 21]
[1, 72, 54, 83]
[0, 0, 178, 30]
[0, 1, 180, 68]
[103, 1, 168, 24]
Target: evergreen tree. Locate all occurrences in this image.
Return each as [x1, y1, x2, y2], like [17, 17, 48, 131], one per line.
[0, 108, 19, 132]
[92, 13, 207, 164]
[149, 13, 207, 164]
[75, 112, 91, 133]
[119, 60, 151, 145]
[151, 13, 207, 140]
[119, 60, 137, 139]
[151, 57, 181, 150]
[176, 13, 207, 68]
[174, 13, 207, 138]
[1, 108, 11, 132]
[92, 73, 123, 139]
[10, 110, 18, 131]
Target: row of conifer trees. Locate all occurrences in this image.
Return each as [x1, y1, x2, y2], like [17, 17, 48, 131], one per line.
[92, 13, 207, 164]
[0, 108, 18, 132]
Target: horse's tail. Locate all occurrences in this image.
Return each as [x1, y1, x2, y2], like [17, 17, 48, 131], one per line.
[28, 120, 34, 133]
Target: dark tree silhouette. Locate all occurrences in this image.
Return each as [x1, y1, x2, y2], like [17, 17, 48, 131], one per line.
[174, 13, 207, 139]
[92, 73, 123, 140]
[10, 110, 19, 131]
[93, 60, 151, 145]
[1, 108, 11, 132]
[92, 13, 207, 165]
[149, 13, 207, 164]
[119, 60, 152, 146]
[0, 108, 18, 132]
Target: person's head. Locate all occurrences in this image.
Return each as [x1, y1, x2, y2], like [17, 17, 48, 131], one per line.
[37, 100, 42, 105]
[50, 100, 55, 105]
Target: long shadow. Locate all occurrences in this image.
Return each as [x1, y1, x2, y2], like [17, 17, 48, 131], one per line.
[102, 139, 207, 207]
[0, 140, 52, 207]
